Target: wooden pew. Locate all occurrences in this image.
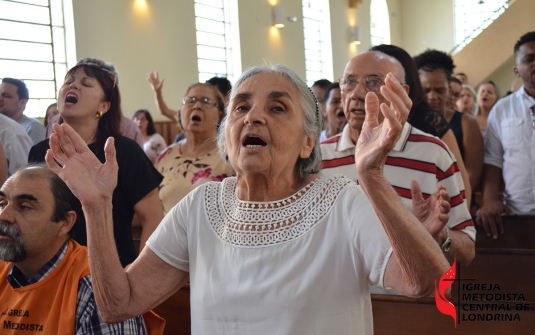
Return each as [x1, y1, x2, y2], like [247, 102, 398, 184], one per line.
[372, 215, 535, 335]
[154, 121, 180, 146]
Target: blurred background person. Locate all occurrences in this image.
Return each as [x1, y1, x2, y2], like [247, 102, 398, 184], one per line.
[29, 58, 163, 267]
[0, 141, 6, 186]
[448, 77, 462, 110]
[457, 84, 477, 114]
[154, 83, 234, 214]
[132, 109, 167, 163]
[44, 102, 58, 128]
[414, 49, 483, 213]
[311, 79, 332, 130]
[319, 83, 345, 142]
[475, 81, 500, 135]
[455, 72, 469, 85]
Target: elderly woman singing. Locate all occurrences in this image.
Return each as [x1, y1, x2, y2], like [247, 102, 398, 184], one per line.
[46, 65, 450, 335]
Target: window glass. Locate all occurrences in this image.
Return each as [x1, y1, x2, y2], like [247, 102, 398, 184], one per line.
[194, 0, 241, 83]
[0, 0, 76, 118]
[302, 0, 333, 86]
[370, 0, 391, 46]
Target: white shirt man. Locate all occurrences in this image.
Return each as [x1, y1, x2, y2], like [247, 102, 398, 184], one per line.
[0, 114, 32, 177]
[0, 78, 46, 145]
[477, 32, 535, 239]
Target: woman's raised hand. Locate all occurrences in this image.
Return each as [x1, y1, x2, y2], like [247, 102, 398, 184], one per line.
[45, 123, 118, 205]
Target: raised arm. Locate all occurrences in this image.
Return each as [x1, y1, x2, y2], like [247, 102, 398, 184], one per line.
[46, 124, 188, 323]
[355, 73, 449, 297]
[147, 71, 179, 122]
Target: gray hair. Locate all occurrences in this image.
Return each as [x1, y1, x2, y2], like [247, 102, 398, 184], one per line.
[217, 64, 322, 179]
[461, 84, 478, 115]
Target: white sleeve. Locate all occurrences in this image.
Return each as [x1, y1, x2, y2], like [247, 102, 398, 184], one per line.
[145, 185, 205, 272]
[5, 132, 32, 176]
[484, 105, 504, 169]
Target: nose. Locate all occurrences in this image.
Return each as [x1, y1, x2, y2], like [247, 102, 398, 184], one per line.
[348, 81, 367, 101]
[0, 203, 15, 225]
[243, 105, 266, 126]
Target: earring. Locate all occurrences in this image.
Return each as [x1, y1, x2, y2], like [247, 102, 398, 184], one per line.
[96, 111, 103, 119]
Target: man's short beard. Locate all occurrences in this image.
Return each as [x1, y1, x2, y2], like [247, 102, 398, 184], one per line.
[0, 223, 26, 262]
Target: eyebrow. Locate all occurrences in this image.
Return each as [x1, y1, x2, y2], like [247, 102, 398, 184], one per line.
[233, 92, 252, 100]
[268, 91, 292, 101]
[0, 191, 39, 203]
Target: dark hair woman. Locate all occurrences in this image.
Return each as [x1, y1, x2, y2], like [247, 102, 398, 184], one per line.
[132, 109, 167, 163]
[29, 58, 164, 267]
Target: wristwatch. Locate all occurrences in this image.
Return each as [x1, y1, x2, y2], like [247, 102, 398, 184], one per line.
[441, 228, 452, 253]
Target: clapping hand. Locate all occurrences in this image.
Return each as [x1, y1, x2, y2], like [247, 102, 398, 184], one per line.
[354, 73, 412, 178]
[411, 180, 451, 243]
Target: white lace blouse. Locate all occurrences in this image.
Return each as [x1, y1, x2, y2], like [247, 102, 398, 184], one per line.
[147, 175, 393, 335]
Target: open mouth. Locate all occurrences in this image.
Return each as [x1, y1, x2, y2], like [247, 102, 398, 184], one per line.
[337, 111, 346, 121]
[65, 93, 78, 104]
[243, 136, 267, 148]
[191, 115, 201, 122]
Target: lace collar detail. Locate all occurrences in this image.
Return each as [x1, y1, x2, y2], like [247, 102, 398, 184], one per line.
[205, 175, 353, 247]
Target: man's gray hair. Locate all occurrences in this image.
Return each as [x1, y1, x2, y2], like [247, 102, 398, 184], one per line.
[217, 64, 322, 179]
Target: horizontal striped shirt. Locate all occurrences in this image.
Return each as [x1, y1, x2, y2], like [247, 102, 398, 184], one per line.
[320, 123, 475, 240]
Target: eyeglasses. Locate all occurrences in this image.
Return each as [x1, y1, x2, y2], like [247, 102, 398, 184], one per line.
[183, 96, 216, 107]
[339, 75, 384, 93]
[530, 105, 535, 129]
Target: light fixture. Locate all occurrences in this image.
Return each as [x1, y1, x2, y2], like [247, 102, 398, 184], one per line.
[350, 26, 361, 45]
[349, 0, 362, 8]
[273, 4, 285, 28]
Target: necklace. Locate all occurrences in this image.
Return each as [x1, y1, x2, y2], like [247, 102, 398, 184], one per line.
[86, 132, 97, 145]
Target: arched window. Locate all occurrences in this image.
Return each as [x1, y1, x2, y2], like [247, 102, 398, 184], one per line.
[370, 0, 391, 47]
[194, 0, 241, 83]
[0, 0, 76, 118]
[302, 0, 333, 86]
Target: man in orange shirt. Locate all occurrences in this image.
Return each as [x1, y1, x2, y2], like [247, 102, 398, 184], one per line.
[0, 165, 162, 334]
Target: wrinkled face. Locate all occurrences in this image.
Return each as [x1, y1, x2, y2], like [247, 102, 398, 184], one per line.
[448, 81, 462, 110]
[0, 174, 57, 263]
[133, 113, 149, 133]
[58, 67, 109, 121]
[514, 41, 535, 88]
[324, 87, 345, 133]
[419, 69, 449, 114]
[181, 85, 221, 136]
[477, 83, 498, 110]
[0, 82, 24, 118]
[224, 72, 315, 177]
[457, 88, 475, 113]
[341, 52, 403, 135]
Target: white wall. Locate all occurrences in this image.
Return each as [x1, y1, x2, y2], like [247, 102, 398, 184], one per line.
[73, 0, 199, 120]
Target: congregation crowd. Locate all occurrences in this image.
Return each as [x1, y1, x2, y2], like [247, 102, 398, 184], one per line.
[0, 30, 534, 334]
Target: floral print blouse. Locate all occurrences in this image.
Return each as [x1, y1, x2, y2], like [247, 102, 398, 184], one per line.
[155, 140, 234, 213]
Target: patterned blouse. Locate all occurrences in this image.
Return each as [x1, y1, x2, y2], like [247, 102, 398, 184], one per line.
[155, 139, 234, 213]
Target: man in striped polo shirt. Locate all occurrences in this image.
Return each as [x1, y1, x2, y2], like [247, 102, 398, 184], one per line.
[320, 51, 475, 267]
